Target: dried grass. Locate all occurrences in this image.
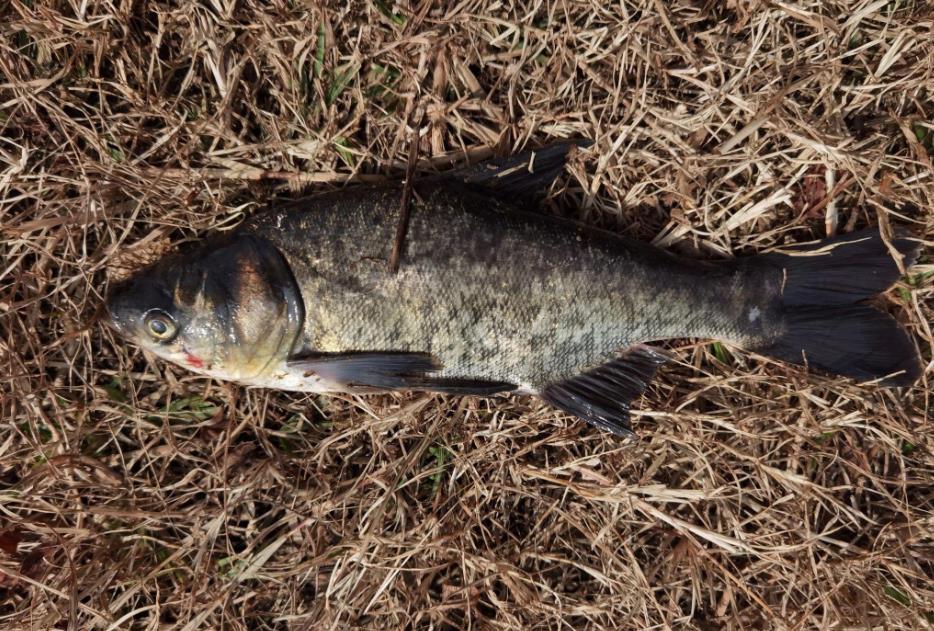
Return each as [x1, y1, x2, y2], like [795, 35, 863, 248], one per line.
[1, 0, 933, 628]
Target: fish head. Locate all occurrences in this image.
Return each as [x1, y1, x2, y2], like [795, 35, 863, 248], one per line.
[106, 234, 304, 383]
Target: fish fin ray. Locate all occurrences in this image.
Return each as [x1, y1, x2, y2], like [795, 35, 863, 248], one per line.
[286, 351, 516, 394]
[751, 305, 921, 386]
[540, 345, 668, 436]
[761, 227, 921, 306]
[452, 139, 592, 202]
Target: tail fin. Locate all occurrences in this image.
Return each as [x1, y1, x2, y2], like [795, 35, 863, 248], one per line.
[453, 139, 592, 201]
[752, 228, 923, 386]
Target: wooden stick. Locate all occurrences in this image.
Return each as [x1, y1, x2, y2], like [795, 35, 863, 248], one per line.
[388, 118, 422, 274]
[809, 173, 855, 225]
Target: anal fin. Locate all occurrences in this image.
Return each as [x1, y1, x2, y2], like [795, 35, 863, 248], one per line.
[540, 346, 668, 436]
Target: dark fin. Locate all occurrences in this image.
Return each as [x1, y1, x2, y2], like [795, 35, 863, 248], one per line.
[540, 346, 668, 436]
[409, 377, 518, 396]
[754, 305, 921, 386]
[751, 229, 922, 386]
[287, 351, 516, 394]
[452, 139, 592, 200]
[761, 227, 921, 306]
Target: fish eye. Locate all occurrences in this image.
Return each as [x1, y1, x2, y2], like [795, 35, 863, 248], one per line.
[144, 309, 178, 342]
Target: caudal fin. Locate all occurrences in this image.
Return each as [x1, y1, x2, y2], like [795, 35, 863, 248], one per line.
[752, 228, 923, 386]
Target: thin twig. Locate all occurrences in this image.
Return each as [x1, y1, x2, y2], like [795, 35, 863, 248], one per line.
[137, 167, 385, 185]
[388, 112, 423, 274]
[809, 173, 855, 221]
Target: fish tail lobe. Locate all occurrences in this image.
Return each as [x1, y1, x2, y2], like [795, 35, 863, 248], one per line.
[749, 228, 923, 386]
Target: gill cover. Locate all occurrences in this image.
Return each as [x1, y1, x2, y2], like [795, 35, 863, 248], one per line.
[107, 234, 304, 381]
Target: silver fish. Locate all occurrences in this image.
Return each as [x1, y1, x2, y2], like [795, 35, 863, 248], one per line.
[106, 142, 922, 435]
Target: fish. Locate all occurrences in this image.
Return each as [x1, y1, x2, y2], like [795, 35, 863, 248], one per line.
[106, 141, 923, 436]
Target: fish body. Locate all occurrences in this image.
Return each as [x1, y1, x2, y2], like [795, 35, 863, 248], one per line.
[243, 183, 774, 390]
[107, 143, 922, 435]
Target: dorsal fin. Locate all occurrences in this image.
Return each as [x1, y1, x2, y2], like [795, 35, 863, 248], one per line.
[540, 345, 668, 436]
[449, 139, 592, 202]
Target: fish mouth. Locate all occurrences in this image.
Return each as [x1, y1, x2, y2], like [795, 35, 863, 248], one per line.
[102, 300, 123, 334]
[102, 286, 131, 337]
[103, 278, 154, 341]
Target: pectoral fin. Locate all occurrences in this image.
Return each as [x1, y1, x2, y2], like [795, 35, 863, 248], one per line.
[540, 346, 668, 437]
[286, 351, 517, 394]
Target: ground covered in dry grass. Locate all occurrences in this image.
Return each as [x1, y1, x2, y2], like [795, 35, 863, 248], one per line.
[1, 0, 933, 628]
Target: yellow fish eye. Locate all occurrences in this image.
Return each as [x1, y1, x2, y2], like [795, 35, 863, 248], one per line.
[144, 309, 177, 342]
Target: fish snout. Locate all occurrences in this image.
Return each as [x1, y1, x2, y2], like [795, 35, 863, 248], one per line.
[103, 280, 140, 338]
